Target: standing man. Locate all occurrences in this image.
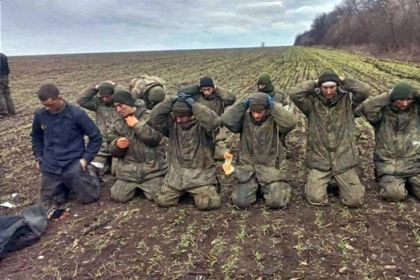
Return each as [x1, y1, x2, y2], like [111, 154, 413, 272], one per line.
[31, 84, 102, 206]
[77, 81, 120, 176]
[289, 69, 371, 207]
[356, 82, 420, 201]
[128, 74, 167, 110]
[106, 90, 167, 203]
[179, 76, 236, 160]
[0, 53, 16, 118]
[150, 93, 221, 211]
[221, 92, 297, 208]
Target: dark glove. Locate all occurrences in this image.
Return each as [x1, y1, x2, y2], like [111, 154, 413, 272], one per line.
[243, 97, 250, 108]
[178, 92, 192, 101]
[185, 97, 195, 107]
[267, 95, 274, 107]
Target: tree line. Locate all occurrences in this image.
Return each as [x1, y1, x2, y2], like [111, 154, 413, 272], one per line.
[294, 0, 420, 54]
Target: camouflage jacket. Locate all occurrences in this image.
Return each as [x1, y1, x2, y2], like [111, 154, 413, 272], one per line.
[356, 89, 420, 177]
[107, 107, 167, 183]
[178, 85, 236, 116]
[289, 78, 370, 174]
[150, 98, 220, 190]
[76, 86, 120, 156]
[260, 87, 289, 107]
[221, 101, 296, 183]
[129, 74, 167, 108]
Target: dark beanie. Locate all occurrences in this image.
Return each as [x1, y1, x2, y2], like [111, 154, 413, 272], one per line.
[111, 90, 135, 107]
[390, 82, 413, 101]
[97, 82, 114, 95]
[318, 69, 340, 86]
[172, 100, 192, 116]
[249, 92, 269, 111]
[199, 76, 214, 88]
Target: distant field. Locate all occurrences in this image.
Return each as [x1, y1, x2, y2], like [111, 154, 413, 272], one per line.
[1, 47, 420, 279]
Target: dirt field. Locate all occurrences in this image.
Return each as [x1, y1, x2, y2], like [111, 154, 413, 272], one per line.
[1, 47, 420, 280]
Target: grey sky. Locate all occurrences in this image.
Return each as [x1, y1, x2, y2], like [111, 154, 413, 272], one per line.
[1, 0, 341, 56]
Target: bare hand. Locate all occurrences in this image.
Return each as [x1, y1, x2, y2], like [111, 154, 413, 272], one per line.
[314, 79, 318, 84]
[116, 137, 130, 149]
[79, 158, 88, 171]
[105, 80, 116, 86]
[125, 115, 139, 127]
[36, 161, 41, 172]
[95, 84, 99, 90]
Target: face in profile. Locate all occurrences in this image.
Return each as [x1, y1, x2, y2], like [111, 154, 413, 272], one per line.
[115, 102, 134, 117]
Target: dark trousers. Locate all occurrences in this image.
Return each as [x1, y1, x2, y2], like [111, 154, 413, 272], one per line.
[41, 160, 100, 204]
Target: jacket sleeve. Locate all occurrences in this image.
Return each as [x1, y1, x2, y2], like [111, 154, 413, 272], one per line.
[192, 103, 220, 133]
[274, 89, 289, 107]
[77, 86, 100, 111]
[289, 80, 316, 117]
[341, 78, 371, 106]
[178, 84, 201, 96]
[220, 101, 247, 133]
[270, 103, 297, 134]
[30, 110, 44, 162]
[215, 86, 236, 106]
[132, 113, 163, 146]
[149, 97, 175, 138]
[76, 110, 103, 163]
[106, 119, 127, 158]
[355, 93, 391, 125]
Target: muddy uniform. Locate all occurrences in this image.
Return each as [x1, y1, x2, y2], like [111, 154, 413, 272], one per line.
[355, 83, 420, 201]
[129, 75, 167, 110]
[179, 83, 236, 160]
[0, 53, 16, 117]
[221, 92, 297, 208]
[77, 83, 121, 175]
[107, 105, 167, 203]
[31, 102, 102, 204]
[289, 77, 370, 207]
[150, 97, 221, 210]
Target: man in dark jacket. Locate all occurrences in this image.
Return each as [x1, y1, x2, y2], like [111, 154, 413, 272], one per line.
[0, 53, 16, 118]
[30, 84, 102, 205]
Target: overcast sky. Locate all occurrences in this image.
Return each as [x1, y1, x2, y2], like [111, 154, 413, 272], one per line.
[1, 0, 341, 56]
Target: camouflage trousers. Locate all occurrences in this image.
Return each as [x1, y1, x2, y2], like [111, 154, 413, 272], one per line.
[0, 75, 16, 115]
[40, 159, 100, 204]
[232, 175, 291, 209]
[110, 176, 163, 203]
[154, 184, 221, 211]
[214, 127, 229, 161]
[305, 168, 365, 208]
[379, 175, 420, 202]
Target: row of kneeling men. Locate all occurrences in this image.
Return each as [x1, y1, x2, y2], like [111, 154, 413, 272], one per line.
[29, 70, 420, 213]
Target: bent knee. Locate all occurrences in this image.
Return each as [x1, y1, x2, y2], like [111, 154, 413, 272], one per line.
[380, 186, 407, 202]
[196, 195, 221, 211]
[264, 185, 291, 209]
[154, 194, 178, 208]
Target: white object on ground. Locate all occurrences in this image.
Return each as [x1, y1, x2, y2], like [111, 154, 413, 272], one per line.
[0, 202, 16, 208]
